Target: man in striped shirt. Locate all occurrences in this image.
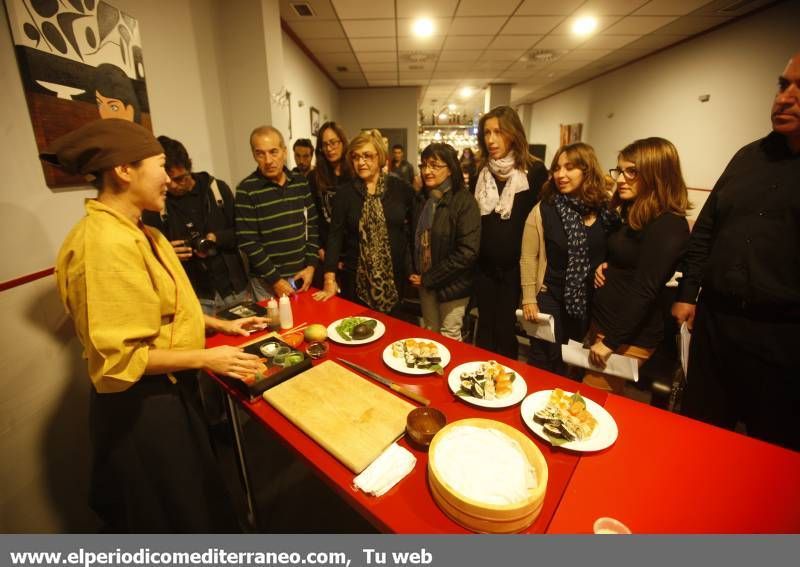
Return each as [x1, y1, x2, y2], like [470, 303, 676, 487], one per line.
[235, 126, 319, 299]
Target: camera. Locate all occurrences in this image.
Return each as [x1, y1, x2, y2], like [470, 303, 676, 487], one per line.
[185, 222, 217, 257]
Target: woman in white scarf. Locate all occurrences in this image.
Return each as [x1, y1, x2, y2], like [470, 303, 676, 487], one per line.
[473, 106, 548, 359]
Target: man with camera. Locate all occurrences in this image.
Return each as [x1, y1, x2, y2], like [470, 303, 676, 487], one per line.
[142, 136, 250, 314]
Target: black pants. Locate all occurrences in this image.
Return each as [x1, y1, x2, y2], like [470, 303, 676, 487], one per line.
[475, 266, 520, 360]
[89, 373, 240, 533]
[527, 288, 588, 378]
[681, 300, 800, 452]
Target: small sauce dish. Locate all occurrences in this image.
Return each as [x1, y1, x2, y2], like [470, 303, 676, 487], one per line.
[406, 407, 447, 448]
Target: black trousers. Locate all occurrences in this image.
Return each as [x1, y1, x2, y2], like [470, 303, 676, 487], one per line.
[527, 288, 588, 379]
[681, 299, 800, 452]
[475, 266, 520, 360]
[89, 373, 240, 533]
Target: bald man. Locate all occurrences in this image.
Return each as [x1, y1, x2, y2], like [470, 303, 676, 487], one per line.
[673, 53, 800, 450]
[235, 126, 319, 299]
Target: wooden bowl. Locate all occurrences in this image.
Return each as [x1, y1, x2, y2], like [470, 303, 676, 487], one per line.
[406, 407, 447, 447]
[427, 418, 548, 533]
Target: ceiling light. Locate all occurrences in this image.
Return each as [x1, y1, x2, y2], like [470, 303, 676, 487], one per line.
[459, 86, 473, 98]
[572, 16, 597, 36]
[412, 18, 435, 38]
[447, 103, 456, 111]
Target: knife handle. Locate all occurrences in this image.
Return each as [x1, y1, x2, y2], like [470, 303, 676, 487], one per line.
[390, 383, 430, 406]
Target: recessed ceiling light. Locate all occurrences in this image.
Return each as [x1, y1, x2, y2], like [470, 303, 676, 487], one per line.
[412, 18, 435, 38]
[459, 86, 473, 98]
[572, 16, 597, 36]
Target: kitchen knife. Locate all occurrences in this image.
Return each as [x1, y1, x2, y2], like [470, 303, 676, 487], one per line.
[336, 358, 430, 406]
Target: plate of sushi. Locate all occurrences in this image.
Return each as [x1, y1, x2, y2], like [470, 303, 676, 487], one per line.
[382, 338, 451, 375]
[447, 361, 528, 408]
[520, 389, 618, 452]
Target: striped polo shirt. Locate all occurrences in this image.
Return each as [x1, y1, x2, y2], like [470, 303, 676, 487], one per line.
[235, 168, 320, 283]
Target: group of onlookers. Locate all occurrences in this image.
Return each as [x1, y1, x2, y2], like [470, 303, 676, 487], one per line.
[45, 52, 798, 532]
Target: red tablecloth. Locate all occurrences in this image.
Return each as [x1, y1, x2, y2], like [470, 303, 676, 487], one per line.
[209, 291, 800, 533]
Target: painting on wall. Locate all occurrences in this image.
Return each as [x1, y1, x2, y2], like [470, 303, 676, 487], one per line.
[4, 0, 152, 187]
[310, 107, 320, 137]
[559, 123, 583, 146]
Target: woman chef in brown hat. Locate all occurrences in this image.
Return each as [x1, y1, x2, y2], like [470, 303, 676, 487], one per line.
[44, 119, 266, 532]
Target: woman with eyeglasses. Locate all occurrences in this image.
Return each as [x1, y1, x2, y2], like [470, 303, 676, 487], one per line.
[473, 106, 548, 359]
[408, 143, 481, 340]
[313, 129, 415, 313]
[520, 142, 617, 375]
[586, 137, 690, 392]
[309, 122, 353, 266]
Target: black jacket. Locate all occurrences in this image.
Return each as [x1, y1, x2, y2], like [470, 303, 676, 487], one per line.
[323, 175, 415, 292]
[414, 186, 481, 302]
[142, 172, 248, 300]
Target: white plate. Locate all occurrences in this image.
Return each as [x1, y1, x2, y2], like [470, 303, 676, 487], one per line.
[520, 390, 618, 452]
[382, 338, 451, 375]
[327, 317, 386, 345]
[447, 361, 528, 408]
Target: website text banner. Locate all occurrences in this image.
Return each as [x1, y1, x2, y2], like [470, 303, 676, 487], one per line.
[1, 535, 796, 567]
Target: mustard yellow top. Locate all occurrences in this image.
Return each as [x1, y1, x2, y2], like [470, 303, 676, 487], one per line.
[56, 200, 205, 393]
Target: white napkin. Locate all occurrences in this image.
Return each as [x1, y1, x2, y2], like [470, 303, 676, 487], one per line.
[561, 339, 639, 382]
[353, 442, 416, 497]
[516, 308, 556, 343]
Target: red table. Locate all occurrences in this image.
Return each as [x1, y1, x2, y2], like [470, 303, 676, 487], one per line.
[546, 394, 800, 533]
[209, 292, 800, 533]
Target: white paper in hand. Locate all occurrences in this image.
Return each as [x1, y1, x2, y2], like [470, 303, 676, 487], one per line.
[353, 443, 416, 497]
[516, 309, 556, 343]
[561, 340, 639, 382]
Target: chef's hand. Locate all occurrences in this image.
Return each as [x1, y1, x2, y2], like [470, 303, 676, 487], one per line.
[202, 346, 261, 380]
[225, 316, 270, 336]
[522, 303, 539, 321]
[594, 262, 608, 288]
[313, 274, 337, 302]
[671, 302, 696, 331]
[293, 265, 315, 292]
[273, 278, 294, 297]
[170, 240, 193, 261]
[588, 340, 613, 369]
[409, 274, 422, 286]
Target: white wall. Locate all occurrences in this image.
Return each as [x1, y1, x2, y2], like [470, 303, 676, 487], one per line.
[526, 0, 800, 216]
[338, 87, 420, 164]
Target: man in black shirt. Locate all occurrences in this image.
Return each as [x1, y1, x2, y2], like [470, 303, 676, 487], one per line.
[292, 138, 314, 176]
[673, 53, 800, 450]
[389, 144, 415, 186]
[142, 136, 250, 314]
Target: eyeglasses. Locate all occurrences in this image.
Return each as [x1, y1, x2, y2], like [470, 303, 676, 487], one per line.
[609, 167, 638, 181]
[351, 151, 377, 163]
[419, 162, 448, 172]
[322, 139, 342, 149]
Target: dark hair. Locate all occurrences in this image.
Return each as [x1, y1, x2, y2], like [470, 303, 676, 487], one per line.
[293, 138, 314, 151]
[614, 137, 690, 230]
[420, 143, 466, 193]
[92, 63, 142, 124]
[156, 135, 192, 171]
[540, 142, 612, 209]
[392, 144, 404, 151]
[313, 121, 352, 193]
[477, 105, 535, 171]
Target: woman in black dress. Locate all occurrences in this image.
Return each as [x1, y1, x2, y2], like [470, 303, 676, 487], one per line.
[587, 137, 690, 392]
[473, 106, 548, 359]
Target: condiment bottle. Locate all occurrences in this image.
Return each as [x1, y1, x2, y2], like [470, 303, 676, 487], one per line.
[278, 294, 293, 330]
[267, 297, 280, 330]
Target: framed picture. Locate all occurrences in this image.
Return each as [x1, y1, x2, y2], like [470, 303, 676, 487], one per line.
[310, 107, 320, 136]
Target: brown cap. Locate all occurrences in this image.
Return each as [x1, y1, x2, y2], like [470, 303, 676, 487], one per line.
[40, 118, 163, 175]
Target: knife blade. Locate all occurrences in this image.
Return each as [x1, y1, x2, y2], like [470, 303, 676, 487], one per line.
[337, 358, 430, 406]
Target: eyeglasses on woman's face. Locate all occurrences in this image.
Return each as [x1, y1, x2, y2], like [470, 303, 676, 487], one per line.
[322, 139, 342, 149]
[609, 166, 639, 181]
[419, 161, 448, 172]
[351, 151, 377, 163]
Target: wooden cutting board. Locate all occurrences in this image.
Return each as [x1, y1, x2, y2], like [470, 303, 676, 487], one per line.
[263, 360, 415, 473]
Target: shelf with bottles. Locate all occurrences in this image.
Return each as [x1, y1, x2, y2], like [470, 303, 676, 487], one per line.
[418, 126, 478, 156]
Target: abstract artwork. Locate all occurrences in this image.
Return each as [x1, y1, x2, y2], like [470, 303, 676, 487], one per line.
[559, 123, 583, 146]
[4, 0, 152, 187]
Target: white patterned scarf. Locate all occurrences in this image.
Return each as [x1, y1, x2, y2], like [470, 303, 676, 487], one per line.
[474, 152, 529, 220]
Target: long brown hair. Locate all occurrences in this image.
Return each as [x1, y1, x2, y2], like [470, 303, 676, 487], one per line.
[540, 142, 612, 208]
[312, 121, 352, 193]
[477, 106, 535, 171]
[614, 137, 690, 230]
